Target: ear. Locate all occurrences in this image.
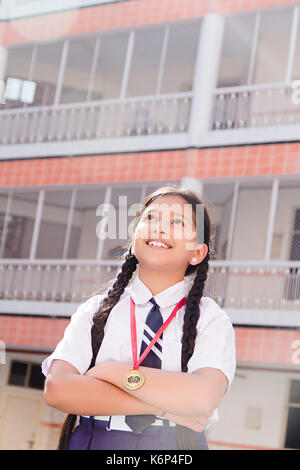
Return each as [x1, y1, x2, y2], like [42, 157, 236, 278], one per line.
[131, 237, 135, 255]
[190, 244, 208, 265]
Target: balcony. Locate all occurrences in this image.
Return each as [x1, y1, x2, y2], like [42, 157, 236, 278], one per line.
[0, 259, 299, 327]
[0, 92, 192, 159]
[201, 83, 300, 147]
[2, 82, 300, 156]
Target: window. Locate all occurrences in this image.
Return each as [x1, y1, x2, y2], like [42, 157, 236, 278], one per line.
[203, 183, 236, 260]
[91, 33, 128, 100]
[290, 209, 300, 261]
[285, 380, 300, 449]
[35, 191, 73, 259]
[292, 18, 300, 80]
[217, 13, 256, 87]
[126, 28, 165, 97]
[231, 183, 273, 260]
[218, 7, 295, 86]
[102, 186, 143, 260]
[1, 192, 38, 259]
[8, 361, 44, 390]
[1, 45, 34, 109]
[160, 22, 201, 93]
[29, 40, 63, 106]
[252, 7, 293, 84]
[283, 208, 300, 301]
[60, 38, 96, 103]
[69, 188, 106, 259]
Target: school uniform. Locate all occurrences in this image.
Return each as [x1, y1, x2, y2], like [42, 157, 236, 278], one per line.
[42, 271, 236, 450]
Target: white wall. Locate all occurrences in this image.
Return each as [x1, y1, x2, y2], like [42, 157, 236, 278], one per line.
[0, 351, 64, 449]
[206, 365, 299, 449]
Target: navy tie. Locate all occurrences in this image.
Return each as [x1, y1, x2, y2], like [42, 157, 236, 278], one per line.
[125, 297, 163, 433]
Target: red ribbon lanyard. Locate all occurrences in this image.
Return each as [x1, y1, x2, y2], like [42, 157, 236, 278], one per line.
[130, 296, 187, 370]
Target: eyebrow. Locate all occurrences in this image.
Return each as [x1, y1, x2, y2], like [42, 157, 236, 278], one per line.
[146, 209, 185, 219]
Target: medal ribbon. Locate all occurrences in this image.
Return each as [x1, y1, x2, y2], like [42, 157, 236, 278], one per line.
[130, 296, 187, 370]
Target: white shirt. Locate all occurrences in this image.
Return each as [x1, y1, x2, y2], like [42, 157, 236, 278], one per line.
[42, 272, 236, 425]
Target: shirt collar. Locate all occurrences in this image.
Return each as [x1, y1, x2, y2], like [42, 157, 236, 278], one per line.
[127, 270, 190, 309]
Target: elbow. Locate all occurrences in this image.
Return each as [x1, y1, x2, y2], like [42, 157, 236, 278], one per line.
[193, 390, 220, 416]
[44, 376, 63, 408]
[196, 399, 215, 417]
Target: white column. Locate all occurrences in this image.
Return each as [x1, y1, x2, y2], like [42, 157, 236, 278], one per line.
[29, 190, 45, 260]
[96, 185, 112, 261]
[264, 179, 279, 262]
[0, 45, 8, 104]
[180, 177, 203, 197]
[188, 14, 225, 146]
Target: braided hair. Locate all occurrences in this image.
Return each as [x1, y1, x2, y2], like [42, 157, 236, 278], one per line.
[57, 184, 212, 450]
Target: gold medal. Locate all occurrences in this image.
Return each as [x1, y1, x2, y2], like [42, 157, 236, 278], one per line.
[123, 368, 145, 391]
[126, 296, 186, 392]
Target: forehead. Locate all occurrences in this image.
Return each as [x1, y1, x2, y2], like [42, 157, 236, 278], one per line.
[145, 195, 194, 219]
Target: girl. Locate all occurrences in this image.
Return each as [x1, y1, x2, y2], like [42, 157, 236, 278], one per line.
[42, 185, 236, 450]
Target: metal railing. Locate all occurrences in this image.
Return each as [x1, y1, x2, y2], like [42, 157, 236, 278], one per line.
[0, 259, 299, 309]
[206, 260, 300, 310]
[211, 83, 300, 130]
[0, 92, 192, 145]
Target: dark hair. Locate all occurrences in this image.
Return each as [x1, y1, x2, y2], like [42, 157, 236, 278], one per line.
[57, 184, 212, 450]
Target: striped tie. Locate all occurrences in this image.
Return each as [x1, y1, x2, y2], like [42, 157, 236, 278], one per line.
[125, 297, 163, 433]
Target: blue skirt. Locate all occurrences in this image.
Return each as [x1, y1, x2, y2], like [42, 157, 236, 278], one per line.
[67, 416, 209, 450]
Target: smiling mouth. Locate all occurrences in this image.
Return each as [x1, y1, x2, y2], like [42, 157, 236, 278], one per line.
[146, 240, 172, 249]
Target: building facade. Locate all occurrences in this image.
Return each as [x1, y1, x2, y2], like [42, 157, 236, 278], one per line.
[0, 0, 300, 450]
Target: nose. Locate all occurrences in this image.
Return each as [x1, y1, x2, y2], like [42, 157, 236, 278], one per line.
[151, 218, 167, 237]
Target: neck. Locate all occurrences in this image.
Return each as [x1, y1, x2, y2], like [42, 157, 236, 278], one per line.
[138, 266, 185, 296]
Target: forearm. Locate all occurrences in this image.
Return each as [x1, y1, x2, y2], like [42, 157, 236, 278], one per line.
[87, 362, 214, 417]
[44, 374, 162, 416]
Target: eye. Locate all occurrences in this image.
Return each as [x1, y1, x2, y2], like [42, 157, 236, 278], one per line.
[146, 213, 155, 220]
[173, 218, 184, 226]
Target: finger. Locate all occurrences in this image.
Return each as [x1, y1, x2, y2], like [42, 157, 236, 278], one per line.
[194, 424, 204, 432]
[197, 416, 210, 427]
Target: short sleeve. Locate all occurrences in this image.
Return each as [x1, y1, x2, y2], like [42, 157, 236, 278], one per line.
[187, 298, 236, 391]
[41, 295, 103, 377]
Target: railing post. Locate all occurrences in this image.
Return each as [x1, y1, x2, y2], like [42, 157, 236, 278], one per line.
[188, 14, 225, 146]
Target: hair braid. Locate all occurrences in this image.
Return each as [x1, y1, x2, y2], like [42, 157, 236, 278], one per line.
[90, 251, 138, 367]
[181, 255, 210, 372]
[175, 251, 210, 450]
[57, 249, 138, 450]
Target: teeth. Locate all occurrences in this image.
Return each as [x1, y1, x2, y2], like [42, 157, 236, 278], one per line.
[148, 241, 169, 249]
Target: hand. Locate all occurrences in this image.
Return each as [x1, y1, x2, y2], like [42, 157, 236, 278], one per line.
[164, 411, 212, 432]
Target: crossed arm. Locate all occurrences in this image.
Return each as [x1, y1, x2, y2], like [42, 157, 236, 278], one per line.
[44, 359, 228, 422]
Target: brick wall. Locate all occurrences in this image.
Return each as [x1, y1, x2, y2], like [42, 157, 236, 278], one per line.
[0, 143, 299, 187]
[0, 0, 299, 45]
[1, 314, 299, 366]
